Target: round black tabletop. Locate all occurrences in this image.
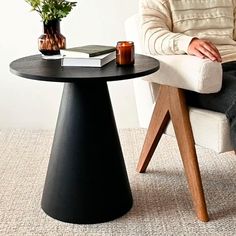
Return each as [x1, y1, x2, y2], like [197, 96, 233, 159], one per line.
[9, 54, 159, 83]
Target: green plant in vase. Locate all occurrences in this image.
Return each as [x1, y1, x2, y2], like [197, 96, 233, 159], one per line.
[25, 0, 77, 56]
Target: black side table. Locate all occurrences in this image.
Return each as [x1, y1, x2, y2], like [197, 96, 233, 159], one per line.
[10, 54, 159, 224]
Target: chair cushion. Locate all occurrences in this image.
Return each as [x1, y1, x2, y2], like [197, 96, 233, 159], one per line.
[166, 107, 232, 153]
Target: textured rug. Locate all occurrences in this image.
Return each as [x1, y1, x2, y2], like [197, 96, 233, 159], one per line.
[0, 129, 236, 236]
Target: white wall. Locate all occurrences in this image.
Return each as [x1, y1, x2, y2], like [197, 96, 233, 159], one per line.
[0, 0, 139, 129]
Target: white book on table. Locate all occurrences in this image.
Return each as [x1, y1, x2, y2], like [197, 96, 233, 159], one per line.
[61, 51, 116, 67]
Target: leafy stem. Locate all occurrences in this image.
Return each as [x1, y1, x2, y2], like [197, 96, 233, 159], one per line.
[25, 0, 77, 24]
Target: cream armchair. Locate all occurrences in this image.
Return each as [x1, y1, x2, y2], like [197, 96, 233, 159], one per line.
[125, 14, 233, 222]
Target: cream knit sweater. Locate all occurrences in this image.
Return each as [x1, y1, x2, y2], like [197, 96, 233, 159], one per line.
[140, 0, 236, 63]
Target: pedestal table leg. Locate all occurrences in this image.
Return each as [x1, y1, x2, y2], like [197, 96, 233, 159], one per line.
[41, 82, 133, 224]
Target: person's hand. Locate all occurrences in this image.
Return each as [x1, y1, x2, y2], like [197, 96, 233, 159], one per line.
[187, 38, 222, 62]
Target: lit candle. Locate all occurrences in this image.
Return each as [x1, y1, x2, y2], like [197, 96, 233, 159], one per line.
[116, 41, 135, 66]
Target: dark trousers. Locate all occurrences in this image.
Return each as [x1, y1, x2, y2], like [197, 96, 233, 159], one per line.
[185, 61, 236, 149]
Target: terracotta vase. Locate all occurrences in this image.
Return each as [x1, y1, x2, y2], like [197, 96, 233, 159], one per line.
[38, 19, 66, 56]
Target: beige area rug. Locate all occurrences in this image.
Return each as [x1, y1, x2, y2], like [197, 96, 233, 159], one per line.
[0, 129, 236, 236]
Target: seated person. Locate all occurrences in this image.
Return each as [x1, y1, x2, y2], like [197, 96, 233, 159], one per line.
[140, 0, 236, 150]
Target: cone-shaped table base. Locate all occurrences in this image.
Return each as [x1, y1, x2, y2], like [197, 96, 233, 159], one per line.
[41, 82, 133, 224]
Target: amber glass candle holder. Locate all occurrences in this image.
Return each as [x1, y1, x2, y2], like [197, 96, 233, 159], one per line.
[116, 41, 135, 66]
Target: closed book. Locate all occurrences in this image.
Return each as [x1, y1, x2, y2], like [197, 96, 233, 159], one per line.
[60, 45, 116, 58]
[61, 51, 116, 67]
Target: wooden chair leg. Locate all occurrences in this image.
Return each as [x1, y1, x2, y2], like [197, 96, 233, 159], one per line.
[168, 86, 209, 222]
[136, 85, 170, 173]
[136, 85, 209, 222]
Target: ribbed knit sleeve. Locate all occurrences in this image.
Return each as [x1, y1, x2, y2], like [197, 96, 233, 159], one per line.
[140, 0, 194, 55]
[234, 0, 236, 40]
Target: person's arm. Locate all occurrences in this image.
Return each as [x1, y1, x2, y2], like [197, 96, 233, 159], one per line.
[140, 0, 222, 62]
[140, 0, 193, 55]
